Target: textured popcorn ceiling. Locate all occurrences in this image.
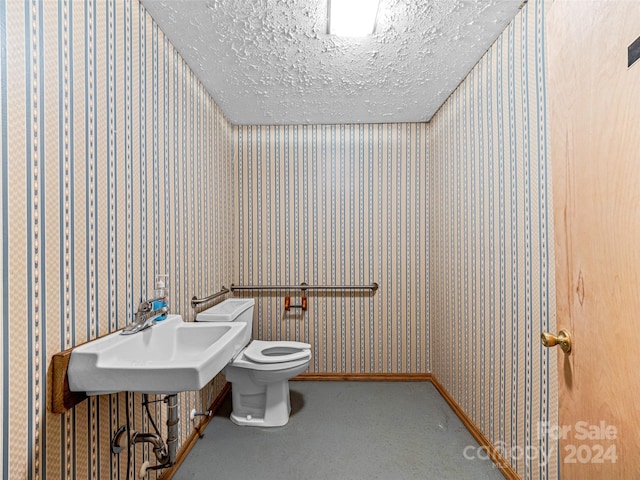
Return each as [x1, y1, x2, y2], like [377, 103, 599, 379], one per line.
[141, 0, 524, 125]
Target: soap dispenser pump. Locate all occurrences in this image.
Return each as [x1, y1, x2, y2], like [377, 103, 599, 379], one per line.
[153, 274, 169, 321]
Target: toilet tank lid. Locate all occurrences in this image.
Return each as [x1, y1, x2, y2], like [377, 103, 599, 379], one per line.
[196, 298, 255, 322]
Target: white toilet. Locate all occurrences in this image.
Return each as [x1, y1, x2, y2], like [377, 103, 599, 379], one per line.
[196, 298, 311, 427]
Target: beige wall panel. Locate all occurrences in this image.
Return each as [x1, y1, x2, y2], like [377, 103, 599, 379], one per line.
[236, 123, 430, 374]
[429, 1, 557, 478]
[1, 2, 234, 478]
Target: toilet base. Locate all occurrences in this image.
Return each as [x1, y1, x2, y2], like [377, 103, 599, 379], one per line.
[224, 362, 308, 427]
[229, 378, 291, 427]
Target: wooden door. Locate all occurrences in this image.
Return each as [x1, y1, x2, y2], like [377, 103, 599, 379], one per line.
[549, 0, 640, 478]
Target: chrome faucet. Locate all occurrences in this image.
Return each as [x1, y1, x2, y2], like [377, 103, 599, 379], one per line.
[121, 297, 169, 335]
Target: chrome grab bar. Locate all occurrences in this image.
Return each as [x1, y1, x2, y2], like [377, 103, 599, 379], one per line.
[230, 282, 379, 292]
[191, 283, 379, 309]
[190, 286, 230, 309]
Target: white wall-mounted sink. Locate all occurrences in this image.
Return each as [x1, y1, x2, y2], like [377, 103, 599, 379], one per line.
[67, 315, 246, 395]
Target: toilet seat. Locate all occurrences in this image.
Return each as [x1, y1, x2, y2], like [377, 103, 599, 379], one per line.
[243, 340, 311, 364]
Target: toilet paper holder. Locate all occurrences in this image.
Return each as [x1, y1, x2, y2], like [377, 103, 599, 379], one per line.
[284, 296, 307, 311]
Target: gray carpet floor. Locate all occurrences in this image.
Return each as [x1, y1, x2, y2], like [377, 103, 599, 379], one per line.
[174, 381, 503, 479]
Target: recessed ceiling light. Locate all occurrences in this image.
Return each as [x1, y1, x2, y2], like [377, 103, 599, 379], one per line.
[327, 0, 380, 37]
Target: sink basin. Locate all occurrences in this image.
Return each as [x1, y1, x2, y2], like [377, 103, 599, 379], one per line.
[67, 315, 247, 395]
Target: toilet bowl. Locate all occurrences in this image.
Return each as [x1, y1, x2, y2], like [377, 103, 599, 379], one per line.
[196, 298, 311, 427]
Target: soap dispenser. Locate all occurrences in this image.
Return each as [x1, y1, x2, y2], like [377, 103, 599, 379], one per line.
[152, 274, 169, 321]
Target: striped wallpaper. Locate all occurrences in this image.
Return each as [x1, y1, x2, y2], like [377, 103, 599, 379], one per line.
[1, 1, 233, 479]
[235, 124, 430, 374]
[429, 1, 557, 479]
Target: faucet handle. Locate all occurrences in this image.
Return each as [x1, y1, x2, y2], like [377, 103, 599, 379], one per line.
[137, 300, 152, 313]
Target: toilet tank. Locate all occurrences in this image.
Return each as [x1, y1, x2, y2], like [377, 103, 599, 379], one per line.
[196, 298, 254, 346]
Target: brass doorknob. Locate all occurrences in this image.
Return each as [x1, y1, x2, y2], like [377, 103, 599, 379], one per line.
[541, 329, 572, 354]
